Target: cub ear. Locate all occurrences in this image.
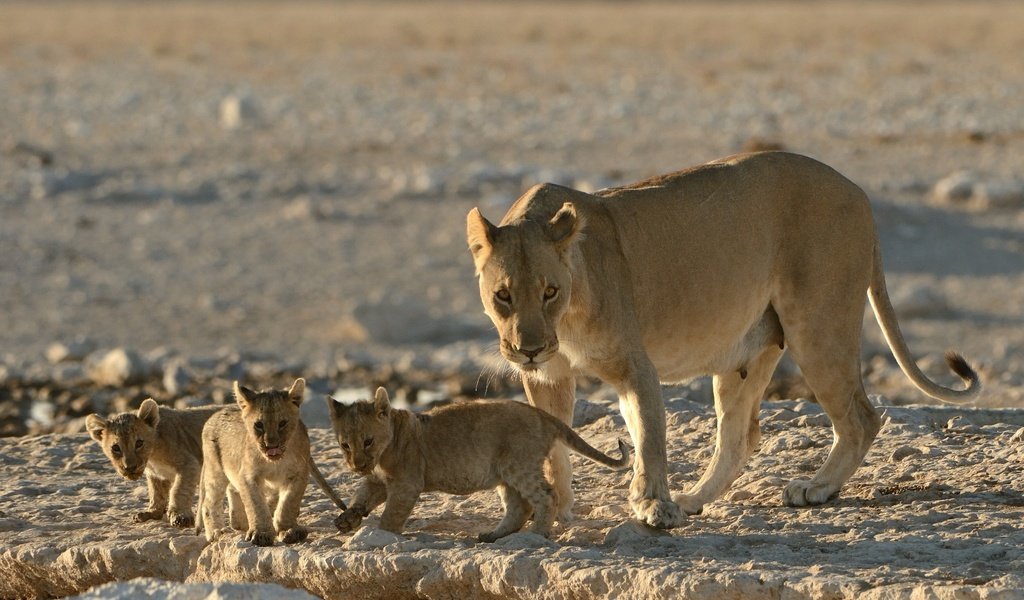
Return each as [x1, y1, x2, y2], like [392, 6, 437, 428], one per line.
[547, 202, 584, 250]
[233, 381, 255, 410]
[85, 414, 107, 442]
[137, 399, 160, 429]
[466, 207, 497, 272]
[373, 386, 391, 419]
[287, 378, 305, 407]
[325, 395, 345, 419]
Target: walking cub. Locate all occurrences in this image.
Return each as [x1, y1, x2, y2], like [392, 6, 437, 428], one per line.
[86, 400, 220, 528]
[198, 378, 329, 546]
[328, 388, 630, 541]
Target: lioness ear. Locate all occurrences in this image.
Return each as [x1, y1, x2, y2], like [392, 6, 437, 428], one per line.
[85, 414, 107, 442]
[548, 202, 583, 250]
[466, 207, 497, 272]
[234, 381, 255, 410]
[287, 378, 305, 407]
[373, 386, 391, 419]
[137, 399, 160, 429]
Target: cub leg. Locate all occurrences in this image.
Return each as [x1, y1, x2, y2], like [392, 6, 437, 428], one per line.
[136, 474, 170, 522]
[227, 487, 248, 530]
[478, 483, 531, 543]
[201, 463, 230, 541]
[615, 354, 685, 529]
[378, 479, 421, 535]
[510, 463, 555, 538]
[522, 357, 576, 524]
[167, 456, 201, 528]
[335, 476, 388, 533]
[675, 345, 783, 515]
[238, 478, 275, 546]
[274, 474, 309, 544]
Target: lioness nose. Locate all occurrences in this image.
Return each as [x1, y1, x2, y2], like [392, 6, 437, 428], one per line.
[518, 346, 544, 359]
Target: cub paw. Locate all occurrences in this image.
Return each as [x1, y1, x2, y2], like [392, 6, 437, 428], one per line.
[631, 497, 686, 529]
[333, 510, 364, 534]
[169, 512, 195, 528]
[672, 493, 704, 516]
[245, 528, 275, 547]
[133, 510, 164, 523]
[281, 527, 308, 544]
[783, 479, 838, 507]
[477, 531, 502, 543]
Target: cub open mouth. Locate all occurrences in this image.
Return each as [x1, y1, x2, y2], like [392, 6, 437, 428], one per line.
[264, 447, 284, 459]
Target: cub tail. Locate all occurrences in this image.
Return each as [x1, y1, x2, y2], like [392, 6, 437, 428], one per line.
[309, 458, 348, 511]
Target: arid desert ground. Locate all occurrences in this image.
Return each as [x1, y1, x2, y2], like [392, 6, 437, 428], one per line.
[1, 2, 1023, 598]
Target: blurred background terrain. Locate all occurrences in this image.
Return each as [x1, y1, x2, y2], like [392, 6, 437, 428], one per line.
[1, 1, 1022, 437]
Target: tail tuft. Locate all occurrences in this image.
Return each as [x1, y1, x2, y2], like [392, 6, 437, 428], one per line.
[945, 352, 979, 386]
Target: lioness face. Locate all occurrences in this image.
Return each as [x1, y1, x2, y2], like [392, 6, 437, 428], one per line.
[86, 399, 160, 480]
[234, 378, 305, 463]
[327, 387, 394, 475]
[467, 202, 582, 371]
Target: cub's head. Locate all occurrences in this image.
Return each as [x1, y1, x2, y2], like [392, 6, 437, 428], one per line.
[86, 399, 160, 480]
[233, 378, 305, 462]
[326, 387, 394, 475]
[466, 196, 584, 372]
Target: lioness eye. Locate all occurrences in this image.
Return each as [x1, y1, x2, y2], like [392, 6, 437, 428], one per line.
[278, 420, 288, 430]
[495, 289, 511, 303]
[364, 438, 374, 448]
[254, 421, 265, 433]
[111, 444, 121, 455]
[544, 286, 558, 300]
[135, 440, 144, 449]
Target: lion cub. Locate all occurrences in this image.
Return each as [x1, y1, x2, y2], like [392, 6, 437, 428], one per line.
[86, 400, 220, 528]
[329, 388, 630, 541]
[199, 378, 324, 546]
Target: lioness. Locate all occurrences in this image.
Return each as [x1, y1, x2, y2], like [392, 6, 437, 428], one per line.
[466, 151, 980, 529]
[328, 387, 630, 541]
[86, 399, 220, 527]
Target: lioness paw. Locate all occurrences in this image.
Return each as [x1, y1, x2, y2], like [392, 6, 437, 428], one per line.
[133, 509, 164, 523]
[333, 510, 363, 534]
[632, 497, 686, 529]
[478, 531, 503, 543]
[783, 479, 839, 507]
[245, 528, 275, 547]
[281, 526, 308, 544]
[169, 512, 195, 528]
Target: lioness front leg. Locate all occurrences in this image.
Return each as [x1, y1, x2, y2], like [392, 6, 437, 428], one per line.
[617, 355, 684, 529]
[522, 359, 576, 523]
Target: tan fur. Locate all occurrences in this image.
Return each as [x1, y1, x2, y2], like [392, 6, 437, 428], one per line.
[197, 378, 313, 546]
[86, 400, 220, 528]
[466, 151, 981, 528]
[327, 388, 629, 541]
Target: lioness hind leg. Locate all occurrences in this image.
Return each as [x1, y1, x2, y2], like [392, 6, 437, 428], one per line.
[676, 344, 783, 515]
[478, 483, 530, 543]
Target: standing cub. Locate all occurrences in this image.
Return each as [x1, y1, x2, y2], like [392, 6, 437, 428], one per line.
[199, 378, 317, 546]
[87, 400, 220, 527]
[329, 388, 630, 541]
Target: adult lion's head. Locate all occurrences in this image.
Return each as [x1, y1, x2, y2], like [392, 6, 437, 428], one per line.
[466, 196, 584, 372]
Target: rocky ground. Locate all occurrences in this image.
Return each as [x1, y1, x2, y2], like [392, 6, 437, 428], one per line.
[2, 396, 1024, 599]
[1, 1, 1023, 597]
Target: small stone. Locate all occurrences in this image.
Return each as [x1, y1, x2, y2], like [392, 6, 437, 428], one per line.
[344, 526, 404, 550]
[974, 181, 1024, 209]
[891, 283, 948, 319]
[489, 532, 557, 549]
[163, 359, 191, 395]
[573, 398, 612, 428]
[1009, 427, 1024, 443]
[602, 520, 671, 546]
[45, 338, 96, 364]
[889, 445, 923, 462]
[931, 171, 977, 204]
[219, 94, 257, 130]
[84, 348, 148, 387]
[51, 363, 88, 386]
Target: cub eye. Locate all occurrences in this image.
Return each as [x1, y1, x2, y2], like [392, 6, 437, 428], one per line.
[111, 444, 122, 455]
[494, 289, 511, 303]
[543, 286, 558, 300]
[254, 421, 265, 434]
[340, 442, 350, 451]
[278, 420, 288, 431]
[363, 438, 374, 448]
[135, 440, 144, 449]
